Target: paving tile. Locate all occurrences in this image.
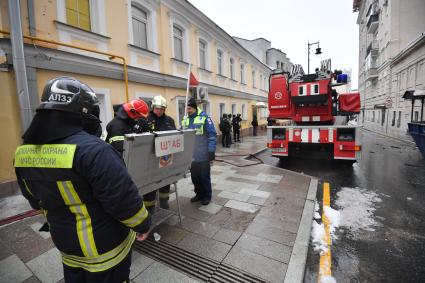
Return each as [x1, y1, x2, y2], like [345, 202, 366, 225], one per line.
[0, 194, 32, 220]
[223, 247, 287, 283]
[30, 222, 51, 240]
[246, 220, 297, 246]
[169, 198, 211, 221]
[224, 200, 259, 213]
[257, 206, 302, 224]
[211, 190, 230, 206]
[221, 209, 257, 232]
[235, 233, 292, 263]
[181, 219, 221, 238]
[252, 214, 301, 233]
[0, 238, 14, 261]
[0, 254, 33, 283]
[217, 191, 250, 202]
[226, 176, 265, 185]
[23, 276, 42, 283]
[246, 196, 267, 206]
[198, 202, 222, 214]
[239, 188, 270, 198]
[177, 233, 232, 262]
[151, 223, 189, 245]
[258, 173, 283, 183]
[26, 248, 63, 283]
[130, 251, 155, 279]
[0, 215, 55, 262]
[212, 228, 242, 245]
[133, 261, 200, 283]
[223, 180, 260, 191]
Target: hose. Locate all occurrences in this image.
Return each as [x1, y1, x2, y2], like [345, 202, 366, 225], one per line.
[214, 153, 264, 167]
[0, 209, 41, 226]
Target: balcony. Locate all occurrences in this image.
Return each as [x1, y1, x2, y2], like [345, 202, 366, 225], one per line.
[366, 40, 379, 58]
[365, 53, 378, 82]
[367, 14, 379, 34]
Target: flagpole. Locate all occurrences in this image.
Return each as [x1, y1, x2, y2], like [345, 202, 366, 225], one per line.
[184, 63, 191, 124]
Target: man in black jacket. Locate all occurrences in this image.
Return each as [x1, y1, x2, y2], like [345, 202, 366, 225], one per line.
[105, 99, 150, 154]
[143, 95, 176, 213]
[14, 77, 151, 283]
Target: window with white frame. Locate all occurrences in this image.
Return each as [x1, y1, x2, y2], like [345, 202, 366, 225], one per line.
[231, 103, 236, 115]
[219, 103, 226, 118]
[57, 0, 107, 35]
[199, 39, 207, 69]
[173, 25, 184, 60]
[217, 49, 223, 75]
[242, 103, 247, 120]
[230, 58, 235, 80]
[240, 63, 245, 84]
[259, 74, 263, 89]
[252, 70, 256, 88]
[66, 0, 91, 31]
[132, 5, 148, 49]
[260, 107, 268, 118]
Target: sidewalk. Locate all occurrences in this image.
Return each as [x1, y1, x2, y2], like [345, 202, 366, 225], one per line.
[0, 134, 317, 283]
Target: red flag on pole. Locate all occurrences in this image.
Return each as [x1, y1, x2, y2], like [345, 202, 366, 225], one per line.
[189, 72, 199, 87]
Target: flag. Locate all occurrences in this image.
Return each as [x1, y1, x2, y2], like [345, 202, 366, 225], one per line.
[189, 72, 199, 87]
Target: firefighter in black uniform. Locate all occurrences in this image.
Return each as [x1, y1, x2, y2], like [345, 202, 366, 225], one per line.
[14, 77, 151, 283]
[105, 99, 150, 154]
[143, 95, 176, 213]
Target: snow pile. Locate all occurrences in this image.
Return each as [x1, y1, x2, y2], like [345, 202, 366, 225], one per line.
[324, 206, 341, 239]
[320, 275, 337, 283]
[336, 187, 382, 233]
[311, 220, 327, 253]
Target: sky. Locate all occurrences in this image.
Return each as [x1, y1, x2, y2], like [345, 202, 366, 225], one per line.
[189, 0, 360, 89]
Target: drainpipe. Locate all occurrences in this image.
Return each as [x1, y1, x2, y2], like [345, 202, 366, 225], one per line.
[27, 0, 36, 36]
[8, 0, 32, 132]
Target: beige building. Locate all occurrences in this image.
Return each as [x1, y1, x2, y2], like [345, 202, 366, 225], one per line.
[354, 0, 425, 140]
[0, 0, 271, 190]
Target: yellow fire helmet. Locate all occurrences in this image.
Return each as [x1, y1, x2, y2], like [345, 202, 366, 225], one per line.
[152, 95, 167, 109]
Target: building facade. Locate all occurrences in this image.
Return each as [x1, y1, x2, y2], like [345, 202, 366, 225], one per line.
[233, 37, 293, 73]
[354, 0, 425, 140]
[0, 0, 271, 189]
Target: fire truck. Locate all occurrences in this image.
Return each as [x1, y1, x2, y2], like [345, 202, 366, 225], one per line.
[267, 60, 362, 162]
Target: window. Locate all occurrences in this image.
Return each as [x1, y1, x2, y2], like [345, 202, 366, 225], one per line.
[281, 62, 284, 70]
[240, 64, 246, 84]
[66, 0, 91, 31]
[252, 70, 256, 87]
[173, 25, 183, 60]
[299, 85, 306, 96]
[177, 99, 186, 128]
[259, 74, 263, 89]
[230, 58, 235, 80]
[372, 111, 375, 122]
[242, 103, 247, 120]
[381, 110, 385, 126]
[132, 5, 148, 49]
[219, 103, 226, 118]
[232, 104, 236, 115]
[217, 50, 223, 75]
[276, 61, 280, 69]
[397, 111, 401, 128]
[414, 111, 419, 122]
[311, 84, 319, 95]
[392, 111, 396, 126]
[199, 40, 207, 69]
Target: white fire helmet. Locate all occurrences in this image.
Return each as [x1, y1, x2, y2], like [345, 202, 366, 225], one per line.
[152, 95, 167, 109]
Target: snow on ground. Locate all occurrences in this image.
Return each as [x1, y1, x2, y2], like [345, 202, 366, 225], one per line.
[335, 187, 382, 235]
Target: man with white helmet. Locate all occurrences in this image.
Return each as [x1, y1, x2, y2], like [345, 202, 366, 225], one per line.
[144, 95, 176, 213]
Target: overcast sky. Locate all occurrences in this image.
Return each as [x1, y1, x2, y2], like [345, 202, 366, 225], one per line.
[189, 0, 360, 89]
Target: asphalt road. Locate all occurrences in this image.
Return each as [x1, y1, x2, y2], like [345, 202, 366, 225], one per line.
[256, 129, 425, 282]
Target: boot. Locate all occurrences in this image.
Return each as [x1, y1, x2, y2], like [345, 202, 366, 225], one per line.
[159, 199, 169, 209]
[146, 206, 155, 215]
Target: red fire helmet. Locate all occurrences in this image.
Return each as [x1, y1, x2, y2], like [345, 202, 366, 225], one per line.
[122, 99, 149, 119]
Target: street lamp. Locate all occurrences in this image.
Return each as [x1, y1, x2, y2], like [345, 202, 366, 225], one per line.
[308, 41, 322, 74]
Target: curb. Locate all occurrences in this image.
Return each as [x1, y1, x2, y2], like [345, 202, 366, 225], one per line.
[361, 127, 416, 146]
[284, 178, 318, 283]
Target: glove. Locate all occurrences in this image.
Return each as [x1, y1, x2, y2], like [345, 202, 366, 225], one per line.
[209, 152, 215, 161]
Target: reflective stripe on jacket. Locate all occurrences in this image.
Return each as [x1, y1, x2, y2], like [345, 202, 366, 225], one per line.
[14, 131, 151, 272]
[181, 108, 217, 162]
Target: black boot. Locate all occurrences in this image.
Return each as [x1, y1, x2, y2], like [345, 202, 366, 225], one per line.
[190, 195, 202, 202]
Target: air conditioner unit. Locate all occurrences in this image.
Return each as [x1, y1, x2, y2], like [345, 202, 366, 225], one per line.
[196, 86, 208, 101]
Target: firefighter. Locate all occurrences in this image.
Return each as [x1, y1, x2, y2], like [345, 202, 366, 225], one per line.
[232, 114, 241, 142]
[143, 95, 176, 213]
[14, 77, 151, 283]
[182, 98, 217, 205]
[219, 114, 231, 148]
[105, 99, 150, 154]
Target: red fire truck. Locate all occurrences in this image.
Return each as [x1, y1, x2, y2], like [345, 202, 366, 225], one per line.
[267, 61, 362, 162]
